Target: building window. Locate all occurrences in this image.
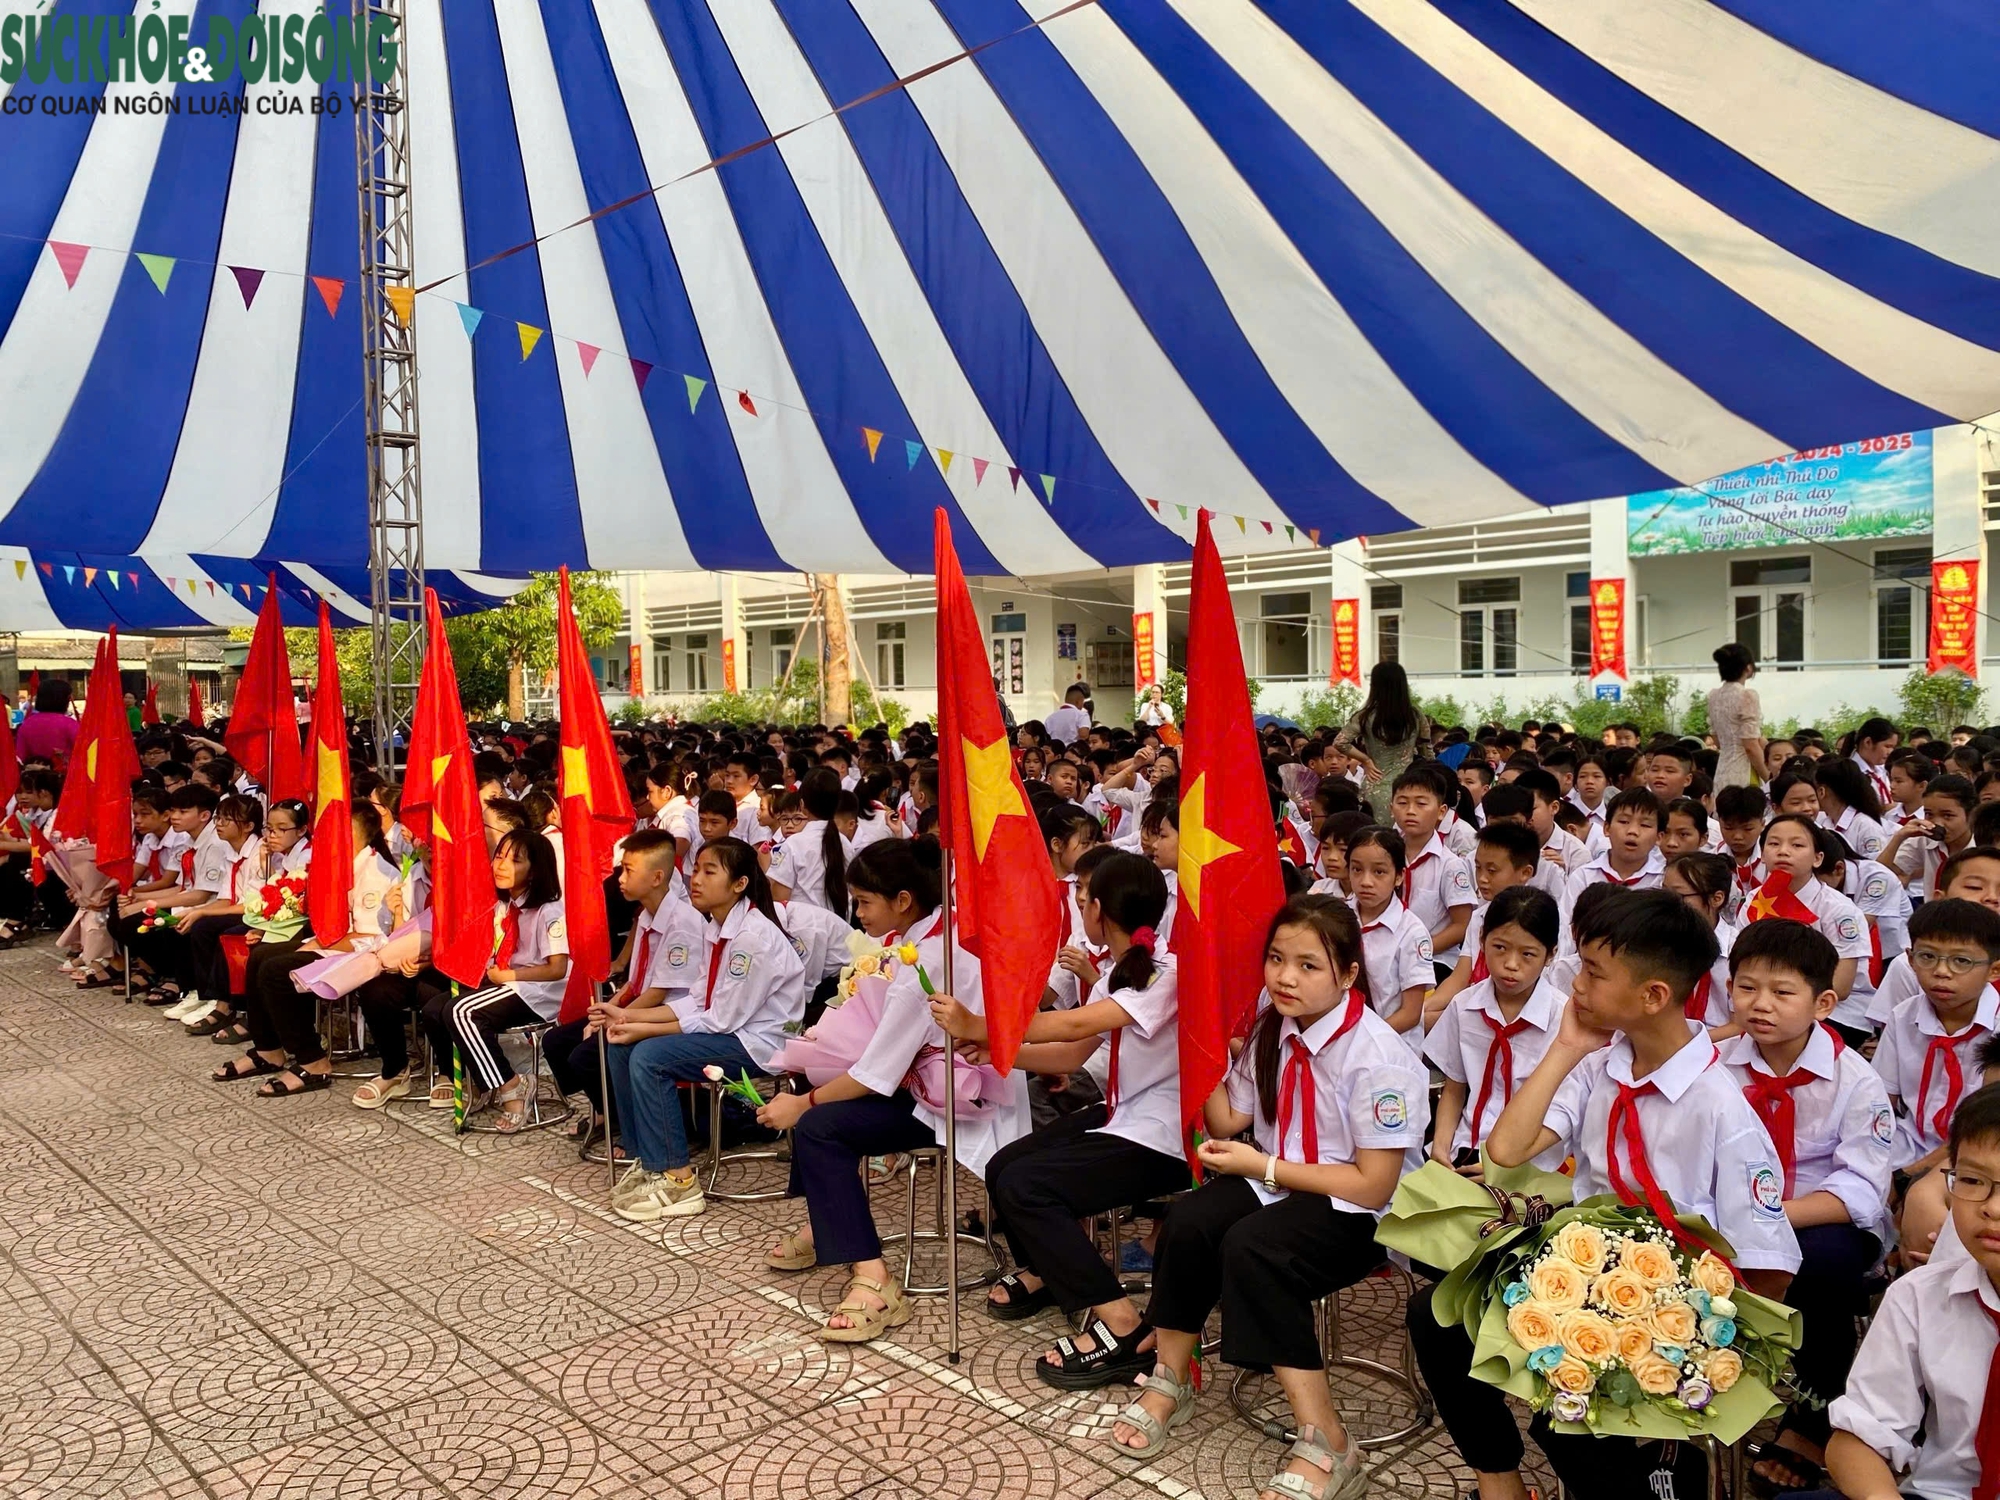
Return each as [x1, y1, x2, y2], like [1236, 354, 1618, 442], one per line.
[1370, 584, 1403, 610]
[1729, 557, 1810, 667]
[875, 621, 906, 689]
[1458, 577, 1520, 676]
[1376, 611, 1400, 665]
[1566, 571, 1589, 599]
[1260, 592, 1311, 678]
[1570, 605, 1591, 673]
[1873, 547, 1932, 666]
[684, 633, 710, 693]
[770, 626, 797, 684]
[651, 636, 673, 694]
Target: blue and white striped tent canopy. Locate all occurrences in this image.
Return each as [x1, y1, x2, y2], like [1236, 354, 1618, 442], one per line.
[2, 0, 1997, 631]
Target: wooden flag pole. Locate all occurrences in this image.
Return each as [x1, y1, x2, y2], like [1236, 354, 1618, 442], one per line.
[937, 844, 961, 1365]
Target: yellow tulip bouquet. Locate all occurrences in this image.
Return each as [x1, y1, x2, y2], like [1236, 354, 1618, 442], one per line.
[1377, 1161, 1800, 1442]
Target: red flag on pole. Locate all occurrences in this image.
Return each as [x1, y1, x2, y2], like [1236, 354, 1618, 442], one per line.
[554, 567, 636, 1023]
[141, 682, 160, 725]
[0, 672, 18, 815]
[25, 670, 38, 701]
[188, 677, 204, 727]
[932, 509, 1062, 1073]
[306, 602, 354, 948]
[1172, 510, 1288, 1167]
[402, 589, 493, 988]
[52, 637, 110, 844]
[53, 631, 139, 887]
[224, 575, 308, 802]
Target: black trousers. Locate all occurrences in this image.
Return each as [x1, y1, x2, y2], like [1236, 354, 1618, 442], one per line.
[543, 1017, 613, 1122]
[356, 970, 425, 1079]
[985, 1104, 1190, 1314]
[1408, 1282, 1710, 1499]
[418, 981, 541, 1091]
[1784, 1224, 1880, 1446]
[243, 941, 326, 1063]
[0, 861, 34, 922]
[786, 1092, 936, 1266]
[1145, 1175, 1382, 1373]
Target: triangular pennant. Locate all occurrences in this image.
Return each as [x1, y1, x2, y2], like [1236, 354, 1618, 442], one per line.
[229, 265, 264, 309]
[165, 576, 177, 590]
[188, 580, 199, 596]
[206, 581, 215, 595]
[243, 584, 255, 601]
[576, 341, 599, 375]
[682, 373, 704, 411]
[37, 562, 52, 577]
[936, 449, 954, 476]
[1261, 520, 1273, 534]
[1177, 504, 1189, 520]
[135, 253, 175, 294]
[631, 359, 653, 392]
[904, 439, 923, 471]
[106, 570, 119, 590]
[1284, 525, 1295, 543]
[312, 276, 344, 318]
[1146, 498, 1160, 513]
[863, 428, 883, 461]
[737, 389, 757, 416]
[517, 323, 543, 360]
[972, 457, 989, 486]
[47, 241, 88, 288]
[1007, 466, 1022, 491]
[457, 303, 484, 339]
[10, 560, 23, 581]
[1234, 515, 1247, 533]
[1308, 529, 1321, 546]
[1039, 474, 1056, 506]
[127, 573, 138, 587]
[384, 285, 414, 325]
[62, 566, 74, 585]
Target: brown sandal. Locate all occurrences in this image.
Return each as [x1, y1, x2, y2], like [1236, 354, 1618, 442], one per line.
[818, 1274, 911, 1343]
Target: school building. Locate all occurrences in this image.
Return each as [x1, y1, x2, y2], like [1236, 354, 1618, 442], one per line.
[596, 420, 1995, 729]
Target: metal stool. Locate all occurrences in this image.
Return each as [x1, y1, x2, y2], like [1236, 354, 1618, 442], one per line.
[1230, 1262, 1433, 1450]
[316, 991, 379, 1080]
[458, 1022, 573, 1135]
[677, 1075, 793, 1202]
[878, 1145, 1001, 1297]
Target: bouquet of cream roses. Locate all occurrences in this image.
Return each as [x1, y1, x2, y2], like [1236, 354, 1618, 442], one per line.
[828, 930, 932, 1009]
[1377, 1161, 1800, 1443]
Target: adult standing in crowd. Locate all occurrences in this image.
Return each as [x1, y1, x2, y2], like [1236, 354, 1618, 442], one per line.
[1707, 642, 1766, 789]
[1333, 661, 1431, 816]
[1136, 684, 1175, 731]
[16, 679, 78, 769]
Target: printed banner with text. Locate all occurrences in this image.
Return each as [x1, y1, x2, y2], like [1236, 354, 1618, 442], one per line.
[1330, 599, 1360, 687]
[1929, 560, 1979, 677]
[1590, 578, 1627, 680]
[1132, 612, 1156, 689]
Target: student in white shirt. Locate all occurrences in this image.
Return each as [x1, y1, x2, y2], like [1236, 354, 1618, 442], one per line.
[1659, 796, 1711, 862]
[1567, 752, 1611, 846]
[767, 769, 853, 915]
[1883, 772, 1978, 900]
[936, 853, 1190, 1389]
[754, 838, 1030, 1342]
[1390, 767, 1474, 972]
[723, 752, 766, 844]
[1882, 748, 1930, 833]
[1661, 852, 1741, 1037]
[1872, 898, 2000, 1174]
[1425, 886, 1567, 1173]
[1044, 684, 1091, 747]
[1866, 845, 2000, 1032]
[1815, 758, 1890, 862]
[1414, 888, 1797, 1500]
[1714, 784, 1771, 924]
[1752, 816, 1874, 1006]
[1823, 1083, 2000, 1500]
[1557, 788, 1667, 939]
[1511, 768, 1585, 880]
[1821, 836, 1911, 1041]
[1106, 895, 1424, 1494]
[1843, 716, 1899, 811]
[1341, 825, 1431, 1046]
[1716, 918, 1896, 1495]
[607, 837, 804, 1222]
[1423, 821, 1542, 1025]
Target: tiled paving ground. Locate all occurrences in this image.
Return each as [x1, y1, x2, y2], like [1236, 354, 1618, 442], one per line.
[0, 942, 1560, 1499]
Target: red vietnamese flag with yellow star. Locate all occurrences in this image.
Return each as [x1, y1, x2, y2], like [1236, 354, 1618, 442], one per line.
[54, 631, 140, 887]
[1743, 869, 1817, 926]
[306, 602, 354, 948]
[188, 677, 204, 728]
[402, 590, 492, 988]
[1173, 510, 1287, 1167]
[141, 683, 160, 726]
[555, 566, 634, 1023]
[225, 575, 309, 804]
[934, 509, 1062, 1074]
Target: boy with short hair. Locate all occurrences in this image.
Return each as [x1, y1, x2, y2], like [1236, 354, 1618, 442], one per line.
[1568, 751, 1611, 852]
[1411, 888, 1798, 1500]
[723, 751, 764, 842]
[1871, 898, 2000, 1173]
[1513, 767, 1587, 881]
[1715, 784, 1771, 922]
[1644, 743, 1696, 804]
[1557, 788, 1666, 939]
[1456, 758, 1493, 826]
[1390, 765, 1475, 972]
[1425, 819, 1543, 1024]
[1719, 919, 1896, 1493]
[1819, 1082, 2000, 1500]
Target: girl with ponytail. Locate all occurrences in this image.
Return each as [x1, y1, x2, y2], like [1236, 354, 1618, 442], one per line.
[930, 850, 1191, 1391]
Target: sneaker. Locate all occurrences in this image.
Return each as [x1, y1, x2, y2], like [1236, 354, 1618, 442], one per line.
[178, 999, 219, 1028]
[610, 1167, 658, 1206]
[162, 993, 205, 1020]
[615, 1171, 706, 1222]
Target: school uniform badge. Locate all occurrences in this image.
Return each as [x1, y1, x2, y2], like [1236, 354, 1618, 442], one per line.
[1870, 1105, 1895, 1147]
[665, 944, 690, 968]
[1748, 1163, 1785, 1217]
[727, 951, 753, 979]
[1833, 915, 1862, 943]
[1370, 1089, 1408, 1130]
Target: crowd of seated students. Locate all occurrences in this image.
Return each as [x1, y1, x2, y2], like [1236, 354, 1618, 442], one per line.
[27, 690, 2000, 1500]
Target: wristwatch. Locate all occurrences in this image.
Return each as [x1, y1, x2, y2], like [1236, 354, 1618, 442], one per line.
[1263, 1154, 1280, 1189]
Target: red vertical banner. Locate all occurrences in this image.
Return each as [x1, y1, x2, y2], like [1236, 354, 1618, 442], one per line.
[722, 637, 738, 693]
[1590, 578, 1627, 679]
[1132, 612, 1156, 688]
[626, 642, 643, 695]
[1929, 560, 1980, 676]
[1330, 598, 1361, 686]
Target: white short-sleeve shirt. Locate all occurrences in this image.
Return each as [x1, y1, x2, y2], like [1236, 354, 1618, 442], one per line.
[1423, 976, 1568, 1169]
[1401, 832, 1474, 963]
[666, 900, 806, 1069]
[1090, 958, 1183, 1163]
[766, 821, 854, 912]
[1871, 986, 2000, 1163]
[494, 898, 570, 1021]
[630, 896, 707, 999]
[1351, 895, 1433, 1035]
[1820, 805, 1889, 862]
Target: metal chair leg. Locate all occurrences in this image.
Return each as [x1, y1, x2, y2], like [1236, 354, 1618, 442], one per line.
[695, 1078, 791, 1202]
[878, 1146, 998, 1297]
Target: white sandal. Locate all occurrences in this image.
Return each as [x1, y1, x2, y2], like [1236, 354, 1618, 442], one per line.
[1105, 1366, 1195, 1460]
[1261, 1424, 1368, 1500]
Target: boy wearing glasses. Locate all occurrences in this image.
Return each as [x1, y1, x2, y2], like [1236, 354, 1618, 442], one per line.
[1872, 900, 2000, 1173]
[1814, 1083, 2000, 1500]
[1717, 920, 1896, 1496]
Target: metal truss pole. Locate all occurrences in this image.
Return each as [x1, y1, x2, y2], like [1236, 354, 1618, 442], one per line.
[356, 0, 424, 775]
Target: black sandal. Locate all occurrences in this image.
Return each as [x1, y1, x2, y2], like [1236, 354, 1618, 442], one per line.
[204, 1020, 250, 1044]
[212, 1052, 283, 1083]
[142, 986, 182, 1007]
[256, 1069, 333, 1098]
[1035, 1316, 1154, 1390]
[1746, 1441, 1828, 1498]
[985, 1272, 1055, 1322]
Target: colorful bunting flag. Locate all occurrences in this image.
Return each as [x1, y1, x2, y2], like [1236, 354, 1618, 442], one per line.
[1234, 515, 1247, 533]
[972, 457, 989, 486]
[106, 571, 118, 590]
[1308, 529, 1321, 546]
[136, 253, 175, 294]
[47, 241, 88, 288]
[1007, 466, 1022, 490]
[457, 303, 484, 339]
[682, 373, 704, 411]
[10, 561, 22, 581]
[576, 341, 598, 375]
[127, 573, 138, 587]
[1039, 474, 1056, 506]
[516, 323, 542, 360]
[82, 567, 96, 587]
[37, 562, 51, 577]
[1284, 525, 1296, 543]
[737, 390, 757, 416]
[312, 276, 344, 318]
[936, 449, 953, 476]
[229, 265, 264, 309]
[1260, 520, 1273, 534]
[1146, 498, 1160, 513]
[631, 359, 653, 392]
[905, 439, 923, 471]
[384, 286, 414, 325]
[1177, 504, 1189, 520]
[863, 428, 883, 461]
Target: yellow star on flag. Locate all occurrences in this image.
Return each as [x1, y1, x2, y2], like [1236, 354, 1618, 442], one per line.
[561, 743, 594, 811]
[430, 752, 454, 841]
[960, 733, 1027, 860]
[316, 739, 345, 814]
[83, 739, 97, 781]
[1177, 774, 1241, 919]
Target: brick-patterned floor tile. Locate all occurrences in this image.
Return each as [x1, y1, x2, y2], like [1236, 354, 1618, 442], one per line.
[366, 1373, 654, 1499]
[0, 1376, 204, 1499]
